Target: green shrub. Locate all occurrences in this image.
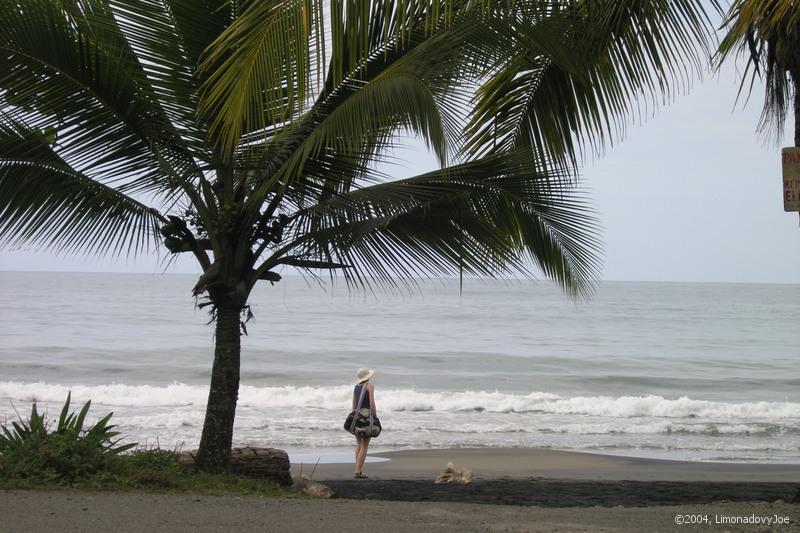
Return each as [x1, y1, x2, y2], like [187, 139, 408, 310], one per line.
[106, 448, 184, 488]
[119, 448, 182, 473]
[0, 399, 293, 496]
[0, 392, 136, 483]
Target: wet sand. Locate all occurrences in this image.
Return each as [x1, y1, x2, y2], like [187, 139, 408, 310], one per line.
[296, 448, 800, 508]
[293, 448, 800, 482]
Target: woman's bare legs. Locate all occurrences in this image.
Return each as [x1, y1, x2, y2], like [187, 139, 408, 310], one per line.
[355, 437, 370, 475]
[354, 437, 362, 473]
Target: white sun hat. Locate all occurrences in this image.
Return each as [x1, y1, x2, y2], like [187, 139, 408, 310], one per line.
[356, 368, 374, 384]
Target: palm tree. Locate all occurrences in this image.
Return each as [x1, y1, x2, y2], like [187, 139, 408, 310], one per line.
[0, 0, 718, 470]
[717, 0, 800, 147]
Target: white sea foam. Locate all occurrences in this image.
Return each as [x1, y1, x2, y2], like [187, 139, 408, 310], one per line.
[1, 381, 798, 420]
[2, 380, 797, 460]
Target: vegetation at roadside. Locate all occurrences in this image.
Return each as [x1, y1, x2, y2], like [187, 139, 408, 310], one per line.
[0, 396, 293, 496]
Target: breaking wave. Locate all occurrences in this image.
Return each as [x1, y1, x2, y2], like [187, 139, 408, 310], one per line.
[1, 381, 798, 420]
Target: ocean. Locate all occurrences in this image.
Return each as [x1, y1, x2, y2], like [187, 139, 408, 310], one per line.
[1, 271, 798, 463]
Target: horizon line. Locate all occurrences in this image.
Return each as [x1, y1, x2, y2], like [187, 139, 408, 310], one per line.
[1, 268, 798, 286]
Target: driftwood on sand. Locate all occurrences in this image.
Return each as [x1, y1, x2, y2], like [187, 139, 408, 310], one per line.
[178, 447, 292, 486]
[434, 462, 474, 484]
[293, 476, 335, 498]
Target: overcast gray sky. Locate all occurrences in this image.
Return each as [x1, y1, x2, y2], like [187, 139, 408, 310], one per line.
[1, 62, 798, 284]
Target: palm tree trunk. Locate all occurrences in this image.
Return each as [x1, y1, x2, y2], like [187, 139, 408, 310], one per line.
[195, 304, 241, 470]
[795, 84, 799, 147]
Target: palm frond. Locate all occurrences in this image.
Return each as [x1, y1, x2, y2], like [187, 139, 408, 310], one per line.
[265, 150, 601, 298]
[717, 0, 800, 139]
[0, 117, 161, 257]
[464, 0, 721, 173]
[104, 0, 210, 155]
[0, 0, 205, 198]
[160, 0, 233, 69]
[198, 0, 480, 157]
[238, 21, 475, 238]
[197, 0, 324, 156]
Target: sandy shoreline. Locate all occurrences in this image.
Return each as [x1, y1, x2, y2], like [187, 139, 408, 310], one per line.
[293, 447, 800, 482]
[292, 447, 800, 509]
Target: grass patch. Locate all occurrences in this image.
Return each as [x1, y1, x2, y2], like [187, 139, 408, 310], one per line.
[0, 448, 296, 496]
[0, 396, 296, 497]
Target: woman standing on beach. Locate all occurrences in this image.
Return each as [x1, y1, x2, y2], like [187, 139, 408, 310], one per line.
[353, 368, 377, 478]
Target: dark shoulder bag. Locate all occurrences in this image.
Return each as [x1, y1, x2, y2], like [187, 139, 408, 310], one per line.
[343, 385, 382, 438]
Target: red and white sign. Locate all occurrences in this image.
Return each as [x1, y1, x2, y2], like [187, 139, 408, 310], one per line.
[783, 147, 800, 212]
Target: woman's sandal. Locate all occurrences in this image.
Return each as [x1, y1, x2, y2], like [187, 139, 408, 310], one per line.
[354, 473, 368, 479]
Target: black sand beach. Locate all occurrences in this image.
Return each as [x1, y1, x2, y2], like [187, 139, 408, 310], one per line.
[303, 448, 800, 507]
[321, 478, 799, 507]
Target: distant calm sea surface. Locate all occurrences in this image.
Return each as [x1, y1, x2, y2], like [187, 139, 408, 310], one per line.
[1, 271, 798, 463]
